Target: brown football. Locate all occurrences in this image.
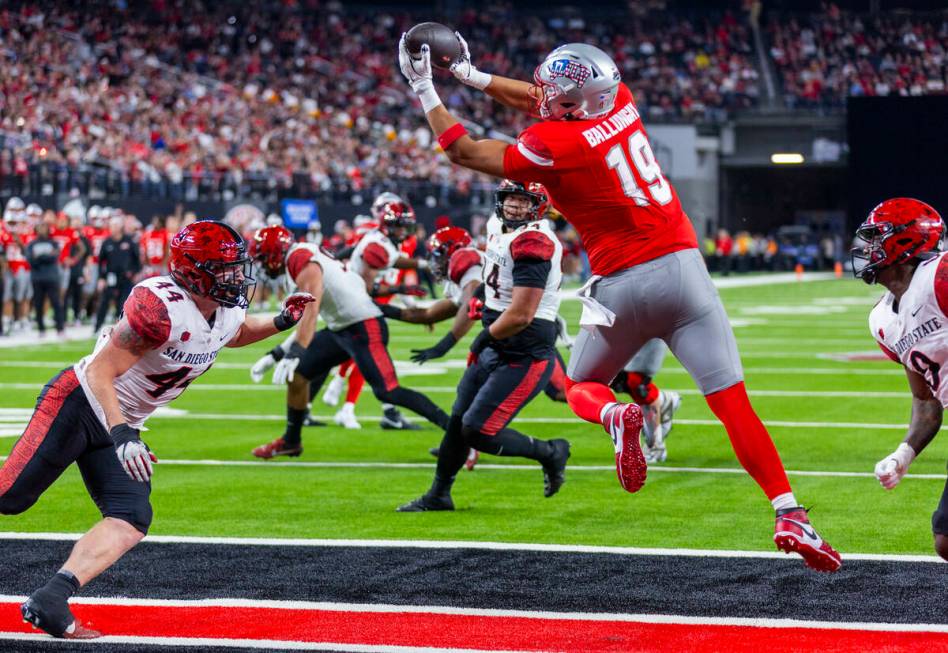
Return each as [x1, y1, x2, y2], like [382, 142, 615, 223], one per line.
[405, 22, 462, 69]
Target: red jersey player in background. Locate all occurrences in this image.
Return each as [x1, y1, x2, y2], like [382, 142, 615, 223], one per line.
[141, 215, 170, 278]
[398, 35, 840, 571]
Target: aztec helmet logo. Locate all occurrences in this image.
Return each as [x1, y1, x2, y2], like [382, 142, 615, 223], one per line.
[547, 59, 590, 87]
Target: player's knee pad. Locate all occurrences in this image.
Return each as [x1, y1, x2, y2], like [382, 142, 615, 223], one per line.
[105, 499, 153, 536]
[935, 534, 948, 562]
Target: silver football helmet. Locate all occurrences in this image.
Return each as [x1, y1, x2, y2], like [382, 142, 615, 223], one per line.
[370, 192, 404, 220]
[533, 43, 620, 120]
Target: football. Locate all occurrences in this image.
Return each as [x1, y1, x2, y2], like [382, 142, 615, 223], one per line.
[405, 22, 461, 69]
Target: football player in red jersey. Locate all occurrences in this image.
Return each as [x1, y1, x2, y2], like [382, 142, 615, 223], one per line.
[854, 198, 948, 561]
[1, 220, 314, 639]
[398, 36, 840, 571]
[141, 215, 170, 278]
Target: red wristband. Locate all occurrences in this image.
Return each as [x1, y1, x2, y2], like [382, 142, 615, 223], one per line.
[438, 123, 468, 150]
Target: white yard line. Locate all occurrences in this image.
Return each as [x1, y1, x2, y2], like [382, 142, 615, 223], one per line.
[0, 533, 940, 564]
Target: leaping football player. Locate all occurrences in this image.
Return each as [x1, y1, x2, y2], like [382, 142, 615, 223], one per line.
[398, 34, 840, 570]
[397, 177, 571, 511]
[0, 220, 314, 639]
[248, 226, 450, 459]
[854, 198, 948, 562]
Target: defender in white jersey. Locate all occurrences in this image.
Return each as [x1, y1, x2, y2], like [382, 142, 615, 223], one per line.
[853, 197, 948, 561]
[398, 180, 570, 512]
[2, 221, 314, 639]
[247, 226, 450, 460]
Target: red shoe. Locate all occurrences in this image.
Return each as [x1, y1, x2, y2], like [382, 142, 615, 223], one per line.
[602, 403, 646, 493]
[64, 621, 102, 639]
[774, 507, 842, 572]
[252, 437, 303, 459]
[465, 448, 479, 471]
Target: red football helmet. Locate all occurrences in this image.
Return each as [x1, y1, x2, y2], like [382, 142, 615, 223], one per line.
[852, 198, 944, 284]
[249, 225, 295, 279]
[169, 220, 255, 308]
[427, 226, 473, 280]
[495, 179, 550, 230]
[370, 192, 404, 221]
[378, 200, 416, 244]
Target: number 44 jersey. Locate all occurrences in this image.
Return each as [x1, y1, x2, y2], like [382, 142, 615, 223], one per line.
[76, 275, 246, 429]
[870, 252, 948, 406]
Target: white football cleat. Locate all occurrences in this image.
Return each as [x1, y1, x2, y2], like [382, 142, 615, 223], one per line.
[659, 390, 681, 439]
[334, 402, 361, 429]
[322, 374, 345, 406]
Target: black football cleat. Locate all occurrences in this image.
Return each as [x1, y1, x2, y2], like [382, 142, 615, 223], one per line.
[21, 594, 100, 639]
[542, 439, 571, 498]
[396, 494, 454, 512]
[381, 407, 422, 430]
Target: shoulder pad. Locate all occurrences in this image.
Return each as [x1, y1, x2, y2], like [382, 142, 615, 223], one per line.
[511, 230, 555, 262]
[448, 248, 482, 285]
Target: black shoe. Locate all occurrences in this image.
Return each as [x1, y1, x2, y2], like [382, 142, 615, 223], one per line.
[381, 407, 422, 430]
[303, 414, 327, 427]
[21, 592, 100, 639]
[396, 494, 454, 512]
[542, 439, 571, 498]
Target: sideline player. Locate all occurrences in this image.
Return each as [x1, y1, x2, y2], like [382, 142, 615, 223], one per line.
[398, 36, 840, 570]
[248, 226, 450, 459]
[398, 177, 571, 511]
[853, 198, 948, 561]
[0, 220, 314, 639]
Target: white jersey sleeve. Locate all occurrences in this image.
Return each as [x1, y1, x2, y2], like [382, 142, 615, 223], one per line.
[483, 220, 562, 321]
[443, 247, 484, 306]
[75, 276, 245, 430]
[286, 243, 382, 331]
[869, 252, 948, 406]
[348, 229, 399, 278]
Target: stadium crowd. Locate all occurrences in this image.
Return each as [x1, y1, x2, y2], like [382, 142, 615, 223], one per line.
[767, 4, 948, 109]
[1, 2, 943, 199]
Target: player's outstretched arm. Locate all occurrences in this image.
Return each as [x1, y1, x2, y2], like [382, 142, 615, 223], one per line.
[399, 35, 507, 178]
[227, 292, 316, 348]
[449, 32, 536, 114]
[875, 368, 943, 489]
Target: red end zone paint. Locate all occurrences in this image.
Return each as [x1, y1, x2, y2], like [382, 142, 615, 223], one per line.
[2, 602, 947, 652]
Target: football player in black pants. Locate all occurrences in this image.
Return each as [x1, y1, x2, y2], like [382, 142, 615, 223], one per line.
[398, 180, 570, 511]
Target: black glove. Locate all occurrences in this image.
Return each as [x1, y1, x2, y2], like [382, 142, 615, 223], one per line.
[376, 303, 404, 320]
[468, 328, 497, 365]
[410, 332, 458, 364]
[273, 293, 316, 331]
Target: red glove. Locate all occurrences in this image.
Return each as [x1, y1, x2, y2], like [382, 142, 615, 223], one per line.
[274, 292, 316, 331]
[467, 297, 484, 320]
[467, 350, 478, 367]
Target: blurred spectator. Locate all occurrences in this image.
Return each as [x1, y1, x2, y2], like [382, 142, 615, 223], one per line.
[24, 220, 64, 336]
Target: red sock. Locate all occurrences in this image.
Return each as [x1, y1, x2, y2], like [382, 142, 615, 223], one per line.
[705, 382, 791, 500]
[339, 359, 354, 378]
[565, 378, 617, 424]
[625, 372, 659, 405]
[345, 367, 365, 404]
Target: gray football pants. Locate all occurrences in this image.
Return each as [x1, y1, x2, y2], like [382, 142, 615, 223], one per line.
[567, 248, 743, 395]
[623, 338, 666, 378]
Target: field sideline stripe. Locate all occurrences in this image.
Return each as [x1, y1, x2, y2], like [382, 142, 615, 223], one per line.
[0, 413, 919, 430]
[0, 632, 518, 653]
[1, 454, 941, 480]
[0, 532, 940, 563]
[0, 594, 945, 633]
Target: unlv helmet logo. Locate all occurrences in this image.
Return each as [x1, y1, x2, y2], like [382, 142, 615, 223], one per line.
[547, 59, 590, 88]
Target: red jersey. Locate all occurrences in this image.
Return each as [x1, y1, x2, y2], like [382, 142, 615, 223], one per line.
[83, 226, 110, 263]
[141, 228, 169, 266]
[50, 226, 80, 264]
[502, 83, 697, 276]
[2, 227, 33, 272]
